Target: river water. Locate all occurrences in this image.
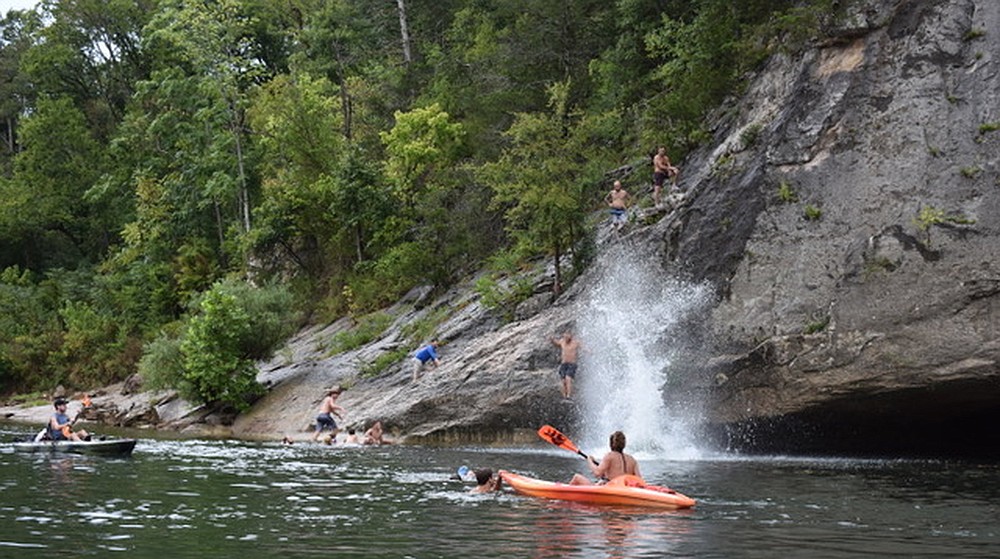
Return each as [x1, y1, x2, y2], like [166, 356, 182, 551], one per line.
[1, 425, 998, 559]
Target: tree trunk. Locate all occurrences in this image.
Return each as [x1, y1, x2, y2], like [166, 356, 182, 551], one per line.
[552, 234, 562, 297]
[3, 117, 13, 154]
[231, 107, 251, 233]
[355, 222, 364, 263]
[332, 40, 353, 140]
[214, 200, 228, 269]
[396, 0, 412, 65]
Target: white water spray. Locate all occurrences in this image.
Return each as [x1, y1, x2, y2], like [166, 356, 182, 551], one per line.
[576, 246, 713, 460]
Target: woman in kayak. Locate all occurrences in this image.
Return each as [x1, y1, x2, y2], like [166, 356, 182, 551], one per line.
[569, 431, 640, 485]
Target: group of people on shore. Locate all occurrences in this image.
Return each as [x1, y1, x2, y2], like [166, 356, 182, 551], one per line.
[300, 338, 445, 445]
[604, 145, 681, 231]
[300, 385, 390, 446]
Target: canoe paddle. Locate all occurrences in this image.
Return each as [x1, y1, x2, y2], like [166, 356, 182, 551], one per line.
[537, 425, 599, 466]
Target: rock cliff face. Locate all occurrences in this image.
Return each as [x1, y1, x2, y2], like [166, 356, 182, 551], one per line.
[656, 0, 1000, 456]
[15, 0, 988, 458]
[232, 0, 1000, 457]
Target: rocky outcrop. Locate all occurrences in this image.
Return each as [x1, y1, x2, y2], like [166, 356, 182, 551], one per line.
[656, 0, 1000, 456]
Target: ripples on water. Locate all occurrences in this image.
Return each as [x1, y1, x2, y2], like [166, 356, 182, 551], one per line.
[1, 427, 998, 558]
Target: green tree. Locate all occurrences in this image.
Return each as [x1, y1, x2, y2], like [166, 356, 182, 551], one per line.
[377, 102, 468, 289]
[380, 103, 464, 210]
[0, 97, 107, 270]
[482, 81, 602, 295]
[0, 9, 42, 170]
[20, 0, 154, 139]
[144, 0, 285, 238]
[248, 72, 394, 277]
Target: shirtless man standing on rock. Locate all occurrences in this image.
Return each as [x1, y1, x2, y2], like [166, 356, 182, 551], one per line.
[604, 180, 631, 232]
[551, 332, 581, 400]
[652, 146, 679, 207]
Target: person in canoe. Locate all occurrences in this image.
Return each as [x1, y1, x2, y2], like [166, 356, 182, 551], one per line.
[468, 468, 502, 494]
[48, 397, 90, 442]
[569, 431, 641, 485]
[312, 386, 346, 442]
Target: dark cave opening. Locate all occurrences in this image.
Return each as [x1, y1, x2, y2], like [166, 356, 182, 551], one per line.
[704, 378, 1000, 461]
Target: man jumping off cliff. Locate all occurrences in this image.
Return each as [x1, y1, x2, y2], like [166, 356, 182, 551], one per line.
[550, 332, 581, 399]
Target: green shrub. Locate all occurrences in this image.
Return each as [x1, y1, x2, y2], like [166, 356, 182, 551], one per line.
[227, 281, 299, 359]
[913, 205, 976, 246]
[803, 315, 830, 334]
[777, 180, 798, 203]
[327, 312, 394, 355]
[342, 242, 425, 314]
[138, 329, 186, 392]
[978, 122, 999, 134]
[960, 166, 982, 179]
[474, 275, 505, 311]
[179, 283, 263, 411]
[360, 348, 410, 378]
[711, 153, 736, 178]
[475, 273, 537, 321]
[804, 204, 822, 221]
[863, 256, 896, 280]
[963, 28, 985, 41]
[740, 123, 764, 149]
[401, 306, 450, 343]
[55, 300, 131, 388]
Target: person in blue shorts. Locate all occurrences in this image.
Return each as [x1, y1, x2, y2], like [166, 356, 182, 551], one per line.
[412, 341, 441, 382]
[604, 180, 631, 232]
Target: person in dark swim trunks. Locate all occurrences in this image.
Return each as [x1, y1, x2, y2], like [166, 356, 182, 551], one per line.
[652, 146, 679, 207]
[312, 386, 346, 442]
[550, 331, 581, 399]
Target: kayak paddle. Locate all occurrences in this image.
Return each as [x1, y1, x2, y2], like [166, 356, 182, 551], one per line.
[537, 425, 599, 466]
[62, 394, 93, 438]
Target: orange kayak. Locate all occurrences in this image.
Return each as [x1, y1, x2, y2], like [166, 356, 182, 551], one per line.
[499, 470, 695, 509]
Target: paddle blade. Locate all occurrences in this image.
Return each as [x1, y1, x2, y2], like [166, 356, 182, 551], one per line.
[537, 425, 580, 453]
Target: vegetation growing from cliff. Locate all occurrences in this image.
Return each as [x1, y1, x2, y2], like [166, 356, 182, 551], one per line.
[0, 0, 837, 403]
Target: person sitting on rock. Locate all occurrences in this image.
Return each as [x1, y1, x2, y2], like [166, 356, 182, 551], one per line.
[362, 420, 391, 445]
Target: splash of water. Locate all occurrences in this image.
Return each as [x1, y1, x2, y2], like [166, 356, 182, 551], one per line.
[576, 246, 713, 460]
